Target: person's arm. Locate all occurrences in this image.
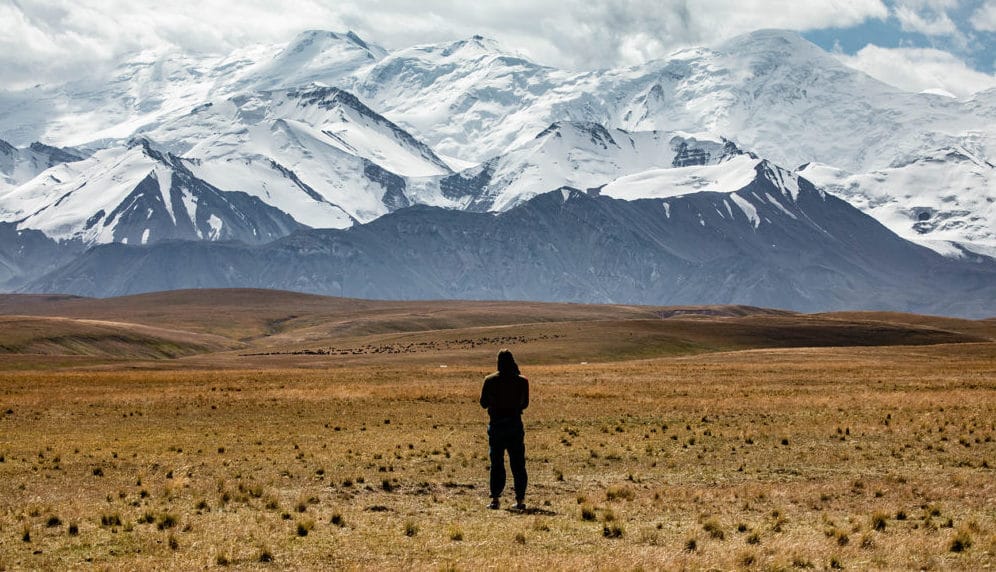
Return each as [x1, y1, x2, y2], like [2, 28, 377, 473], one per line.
[520, 376, 529, 412]
[480, 377, 490, 409]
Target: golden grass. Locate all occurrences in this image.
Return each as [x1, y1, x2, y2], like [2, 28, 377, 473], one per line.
[1, 341, 993, 570]
[0, 291, 992, 569]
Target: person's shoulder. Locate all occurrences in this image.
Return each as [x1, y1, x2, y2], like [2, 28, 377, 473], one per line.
[518, 375, 529, 383]
[484, 372, 500, 382]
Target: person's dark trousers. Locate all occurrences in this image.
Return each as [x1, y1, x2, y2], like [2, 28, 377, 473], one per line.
[488, 416, 527, 500]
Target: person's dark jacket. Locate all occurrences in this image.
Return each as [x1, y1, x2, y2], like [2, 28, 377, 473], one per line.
[480, 372, 529, 419]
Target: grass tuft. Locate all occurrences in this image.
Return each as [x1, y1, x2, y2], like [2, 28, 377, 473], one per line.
[100, 513, 122, 527]
[703, 518, 725, 540]
[791, 554, 814, 568]
[602, 524, 624, 538]
[738, 550, 756, 566]
[157, 513, 178, 530]
[404, 520, 418, 537]
[949, 529, 972, 552]
[871, 511, 888, 532]
[605, 485, 635, 501]
[258, 546, 273, 562]
[296, 519, 314, 537]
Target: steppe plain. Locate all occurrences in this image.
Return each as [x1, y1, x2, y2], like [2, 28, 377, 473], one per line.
[0, 289, 993, 570]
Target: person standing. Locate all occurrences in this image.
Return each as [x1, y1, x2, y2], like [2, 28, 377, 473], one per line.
[480, 349, 529, 510]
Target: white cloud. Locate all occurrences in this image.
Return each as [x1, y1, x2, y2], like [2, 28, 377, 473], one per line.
[971, 1, 996, 32]
[838, 44, 996, 97]
[1, 0, 890, 88]
[340, 0, 892, 69]
[894, 4, 959, 36]
[896, 0, 958, 9]
[0, 0, 351, 89]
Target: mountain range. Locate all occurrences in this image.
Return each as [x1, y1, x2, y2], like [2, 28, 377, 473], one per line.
[0, 28, 993, 316]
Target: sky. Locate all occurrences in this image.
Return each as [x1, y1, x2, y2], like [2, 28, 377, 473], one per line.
[2, 0, 995, 97]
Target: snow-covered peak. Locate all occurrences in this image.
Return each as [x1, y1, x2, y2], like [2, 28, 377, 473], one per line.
[358, 35, 563, 160]
[756, 160, 802, 201]
[137, 84, 451, 179]
[277, 86, 452, 176]
[240, 30, 386, 92]
[0, 136, 302, 246]
[129, 84, 453, 226]
[280, 29, 381, 63]
[715, 29, 846, 68]
[287, 30, 384, 56]
[429, 122, 751, 212]
[0, 139, 85, 192]
[533, 121, 623, 149]
[0, 143, 173, 242]
[801, 146, 996, 258]
[411, 34, 516, 63]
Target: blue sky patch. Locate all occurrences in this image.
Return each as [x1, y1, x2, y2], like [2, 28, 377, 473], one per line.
[803, 0, 995, 73]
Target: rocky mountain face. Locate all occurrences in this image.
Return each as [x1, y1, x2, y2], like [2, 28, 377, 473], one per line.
[1, 28, 994, 315]
[0, 223, 81, 291]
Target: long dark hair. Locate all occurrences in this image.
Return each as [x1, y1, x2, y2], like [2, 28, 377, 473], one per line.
[497, 348, 520, 376]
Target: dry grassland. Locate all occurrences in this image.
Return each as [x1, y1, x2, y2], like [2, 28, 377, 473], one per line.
[0, 292, 993, 570]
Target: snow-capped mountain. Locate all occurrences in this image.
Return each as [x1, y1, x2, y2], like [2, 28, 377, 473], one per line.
[233, 30, 387, 93]
[142, 85, 450, 225]
[415, 122, 747, 212]
[26, 162, 995, 317]
[0, 138, 300, 245]
[0, 29, 384, 150]
[1, 27, 995, 311]
[1, 28, 993, 257]
[352, 30, 995, 255]
[347, 30, 993, 172]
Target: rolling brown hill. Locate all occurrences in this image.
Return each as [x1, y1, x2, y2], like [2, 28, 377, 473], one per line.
[0, 315, 241, 359]
[1, 289, 991, 368]
[0, 290, 791, 341]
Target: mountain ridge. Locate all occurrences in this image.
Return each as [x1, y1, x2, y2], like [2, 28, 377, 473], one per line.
[23, 173, 996, 317]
